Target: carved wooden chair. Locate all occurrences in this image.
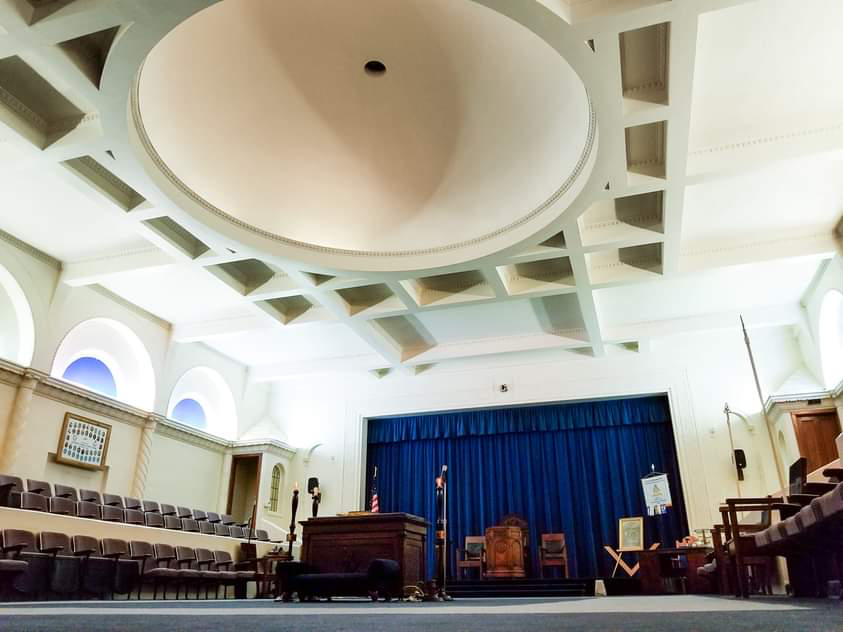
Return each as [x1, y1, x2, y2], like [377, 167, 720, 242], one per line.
[539, 533, 568, 578]
[456, 536, 486, 580]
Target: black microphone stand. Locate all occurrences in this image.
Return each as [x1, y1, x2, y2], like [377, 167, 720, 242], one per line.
[435, 465, 453, 601]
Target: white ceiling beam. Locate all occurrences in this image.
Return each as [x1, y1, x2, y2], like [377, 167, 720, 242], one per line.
[170, 313, 274, 344]
[60, 247, 174, 286]
[249, 354, 389, 382]
[686, 125, 843, 186]
[680, 237, 835, 275]
[562, 218, 606, 356]
[659, 8, 699, 276]
[603, 302, 803, 342]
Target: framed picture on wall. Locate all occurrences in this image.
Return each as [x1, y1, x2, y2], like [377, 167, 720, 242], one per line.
[618, 516, 644, 551]
[55, 413, 111, 470]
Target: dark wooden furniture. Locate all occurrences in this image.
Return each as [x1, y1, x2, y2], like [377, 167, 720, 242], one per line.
[721, 497, 781, 598]
[638, 546, 712, 594]
[485, 526, 526, 578]
[298, 513, 427, 592]
[539, 533, 569, 578]
[456, 536, 485, 579]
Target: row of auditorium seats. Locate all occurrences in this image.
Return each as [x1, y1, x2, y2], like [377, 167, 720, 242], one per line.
[0, 528, 256, 600]
[0, 474, 277, 542]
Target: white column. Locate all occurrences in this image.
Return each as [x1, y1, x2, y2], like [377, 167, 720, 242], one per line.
[131, 415, 159, 498]
[0, 371, 39, 473]
[218, 449, 233, 513]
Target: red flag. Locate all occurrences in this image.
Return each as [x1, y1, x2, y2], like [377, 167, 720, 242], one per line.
[370, 467, 379, 513]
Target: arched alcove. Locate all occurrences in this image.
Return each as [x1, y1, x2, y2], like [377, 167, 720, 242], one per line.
[51, 318, 156, 409]
[0, 263, 35, 366]
[818, 289, 843, 388]
[167, 366, 237, 439]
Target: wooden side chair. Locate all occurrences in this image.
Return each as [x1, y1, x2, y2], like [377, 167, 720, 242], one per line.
[721, 496, 782, 598]
[456, 536, 486, 580]
[539, 533, 568, 578]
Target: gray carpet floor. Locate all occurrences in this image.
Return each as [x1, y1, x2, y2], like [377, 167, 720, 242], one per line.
[0, 596, 839, 631]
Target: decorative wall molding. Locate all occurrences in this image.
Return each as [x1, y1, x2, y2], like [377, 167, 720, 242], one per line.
[0, 358, 296, 457]
[0, 228, 61, 270]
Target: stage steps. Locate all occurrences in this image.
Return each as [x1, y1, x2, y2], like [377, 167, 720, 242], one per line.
[446, 577, 595, 598]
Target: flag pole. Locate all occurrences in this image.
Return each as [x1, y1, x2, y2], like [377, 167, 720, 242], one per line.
[740, 316, 786, 489]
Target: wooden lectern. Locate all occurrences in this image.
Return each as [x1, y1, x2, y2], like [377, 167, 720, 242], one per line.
[300, 512, 428, 590]
[484, 526, 527, 578]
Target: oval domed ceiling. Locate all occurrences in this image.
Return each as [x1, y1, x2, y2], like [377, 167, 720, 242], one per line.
[134, 0, 594, 271]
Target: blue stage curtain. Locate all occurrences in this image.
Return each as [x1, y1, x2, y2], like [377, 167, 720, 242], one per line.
[366, 395, 688, 579]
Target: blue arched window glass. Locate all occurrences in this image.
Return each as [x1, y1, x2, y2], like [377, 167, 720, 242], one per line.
[62, 357, 117, 398]
[172, 398, 207, 429]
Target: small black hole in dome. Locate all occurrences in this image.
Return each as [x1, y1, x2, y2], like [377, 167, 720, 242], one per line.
[364, 60, 387, 76]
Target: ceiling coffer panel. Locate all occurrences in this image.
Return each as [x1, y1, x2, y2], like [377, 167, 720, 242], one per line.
[401, 270, 494, 307]
[580, 190, 664, 247]
[497, 257, 575, 296]
[0, 56, 87, 148]
[61, 156, 145, 211]
[620, 21, 670, 113]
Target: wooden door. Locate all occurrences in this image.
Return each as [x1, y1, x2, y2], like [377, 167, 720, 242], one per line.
[790, 410, 841, 472]
[226, 453, 261, 521]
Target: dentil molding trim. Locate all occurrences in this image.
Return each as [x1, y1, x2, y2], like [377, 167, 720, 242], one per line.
[0, 359, 296, 457]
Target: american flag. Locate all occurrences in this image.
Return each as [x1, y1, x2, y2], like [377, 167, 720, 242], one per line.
[370, 467, 379, 513]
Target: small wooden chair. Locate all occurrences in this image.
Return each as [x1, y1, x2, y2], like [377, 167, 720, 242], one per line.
[721, 497, 781, 598]
[456, 536, 486, 580]
[539, 533, 568, 578]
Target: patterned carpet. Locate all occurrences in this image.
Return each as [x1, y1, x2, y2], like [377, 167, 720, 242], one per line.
[0, 596, 838, 631]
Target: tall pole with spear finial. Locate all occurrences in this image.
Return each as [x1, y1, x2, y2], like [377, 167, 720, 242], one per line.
[740, 316, 786, 489]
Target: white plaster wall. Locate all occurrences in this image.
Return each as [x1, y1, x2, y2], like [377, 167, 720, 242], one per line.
[0, 289, 18, 362]
[269, 324, 804, 531]
[144, 433, 223, 511]
[0, 241, 57, 367]
[802, 256, 843, 384]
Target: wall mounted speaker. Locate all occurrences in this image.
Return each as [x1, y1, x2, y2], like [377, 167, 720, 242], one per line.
[734, 449, 746, 481]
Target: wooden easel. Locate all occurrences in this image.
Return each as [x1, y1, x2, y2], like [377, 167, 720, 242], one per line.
[604, 543, 660, 577]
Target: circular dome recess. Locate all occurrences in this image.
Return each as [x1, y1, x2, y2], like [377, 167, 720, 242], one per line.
[132, 0, 595, 272]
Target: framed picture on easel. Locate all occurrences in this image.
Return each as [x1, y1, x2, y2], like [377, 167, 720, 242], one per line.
[55, 413, 111, 470]
[618, 516, 644, 551]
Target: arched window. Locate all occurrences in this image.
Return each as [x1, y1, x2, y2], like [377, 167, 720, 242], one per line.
[819, 289, 843, 388]
[171, 397, 207, 429]
[62, 356, 117, 398]
[0, 263, 35, 366]
[167, 367, 237, 439]
[51, 318, 155, 409]
[269, 464, 282, 513]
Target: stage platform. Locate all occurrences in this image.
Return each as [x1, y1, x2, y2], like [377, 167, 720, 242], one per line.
[446, 578, 596, 598]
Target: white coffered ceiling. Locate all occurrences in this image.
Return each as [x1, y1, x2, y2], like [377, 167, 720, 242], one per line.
[0, 0, 839, 381]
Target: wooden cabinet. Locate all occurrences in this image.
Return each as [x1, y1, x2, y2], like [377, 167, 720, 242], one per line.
[484, 526, 526, 578]
[300, 512, 428, 590]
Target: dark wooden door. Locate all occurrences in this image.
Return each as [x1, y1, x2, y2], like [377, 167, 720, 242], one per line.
[790, 410, 841, 472]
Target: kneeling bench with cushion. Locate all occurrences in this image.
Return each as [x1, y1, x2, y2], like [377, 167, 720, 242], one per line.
[280, 559, 400, 602]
